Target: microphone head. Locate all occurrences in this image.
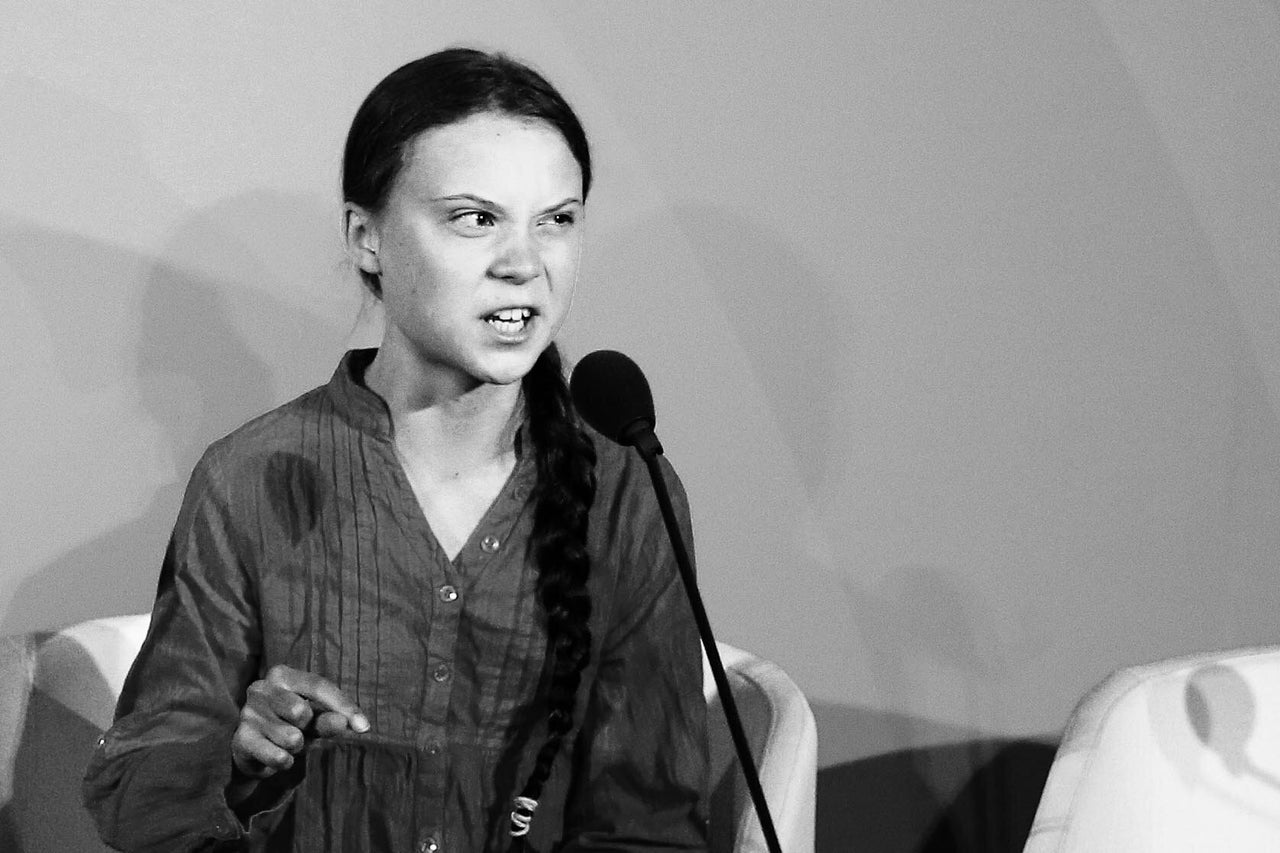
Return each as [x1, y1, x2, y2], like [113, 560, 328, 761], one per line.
[569, 350, 657, 447]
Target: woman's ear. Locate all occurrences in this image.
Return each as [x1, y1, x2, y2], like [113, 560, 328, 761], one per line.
[343, 203, 382, 276]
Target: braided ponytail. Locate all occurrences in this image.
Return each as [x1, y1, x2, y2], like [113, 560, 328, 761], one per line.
[508, 343, 597, 850]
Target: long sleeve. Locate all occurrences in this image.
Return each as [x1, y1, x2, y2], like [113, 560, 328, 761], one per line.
[561, 452, 710, 851]
[82, 446, 272, 852]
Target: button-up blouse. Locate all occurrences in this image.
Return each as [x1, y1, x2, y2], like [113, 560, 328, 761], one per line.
[82, 349, 709, 852]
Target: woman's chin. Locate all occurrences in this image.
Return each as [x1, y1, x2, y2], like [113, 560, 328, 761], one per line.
[475, 351, 543, 387]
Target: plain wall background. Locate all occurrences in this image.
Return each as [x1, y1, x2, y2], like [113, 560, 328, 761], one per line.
[3, 2, 1278, 850]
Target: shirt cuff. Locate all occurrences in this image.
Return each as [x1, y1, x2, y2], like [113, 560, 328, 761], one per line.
[84, 731, 256, 852]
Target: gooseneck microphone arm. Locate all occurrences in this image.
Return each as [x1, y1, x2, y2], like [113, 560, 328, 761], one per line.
[570, 351, 784, 853]
[637, 448, 785, 853]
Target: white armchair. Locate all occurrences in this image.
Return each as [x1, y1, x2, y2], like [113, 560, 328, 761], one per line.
[0, 613, 150, 852]
[1024, 645, 1280, 852]
[705, 642, 818, 853]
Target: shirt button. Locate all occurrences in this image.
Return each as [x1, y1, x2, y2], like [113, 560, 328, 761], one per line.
[480, 534, 501, 553]
[433, 663, 452, 683]
[418, 838, 440, 853]
[425, 739, 442, 756]
[437, 584, 458, 603]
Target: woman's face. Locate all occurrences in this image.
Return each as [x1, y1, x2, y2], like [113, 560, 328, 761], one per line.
[352, 111, 585, 390]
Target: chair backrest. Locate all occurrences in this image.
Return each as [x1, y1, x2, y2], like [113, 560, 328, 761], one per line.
[0, 618, 817, 853]
[1024, 645, 1280, 853]
[0, 613, 150, 853]
[705, 642, 818, 853]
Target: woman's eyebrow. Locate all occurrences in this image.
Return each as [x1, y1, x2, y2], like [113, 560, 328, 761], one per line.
[432, 193, 500, 207]
[539, 197, 583, 215]
[430, 194, 582, 214]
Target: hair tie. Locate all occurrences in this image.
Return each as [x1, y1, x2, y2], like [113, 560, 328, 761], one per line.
[509, 795, 539, 837]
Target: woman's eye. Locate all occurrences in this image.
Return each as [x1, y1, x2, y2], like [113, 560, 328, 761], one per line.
[541, 212, 576, 228]
[452, 211, 495, 230]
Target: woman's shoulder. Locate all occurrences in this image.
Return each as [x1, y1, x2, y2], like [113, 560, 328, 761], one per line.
[193, 382, 337, 488]
[582, 421, 691, 572]
[583, 422, 643, 497]
[585, 422, 686, 506]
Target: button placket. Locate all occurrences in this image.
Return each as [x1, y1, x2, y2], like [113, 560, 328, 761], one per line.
[420, 557, 458, 811]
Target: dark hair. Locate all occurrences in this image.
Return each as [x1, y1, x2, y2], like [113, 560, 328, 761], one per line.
[343, 49, 597, 848]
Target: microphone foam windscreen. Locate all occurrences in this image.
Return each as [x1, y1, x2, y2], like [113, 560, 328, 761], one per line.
[569, 350, 656, 443]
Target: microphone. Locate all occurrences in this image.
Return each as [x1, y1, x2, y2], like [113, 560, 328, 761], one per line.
[568, 350, 662, 456]
[567, 350, 784, 853]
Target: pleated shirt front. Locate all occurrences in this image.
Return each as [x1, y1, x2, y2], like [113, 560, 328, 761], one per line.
[83, 349, 709, 853]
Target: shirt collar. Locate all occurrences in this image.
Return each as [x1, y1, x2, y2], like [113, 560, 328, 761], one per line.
[327, 348, 395, 439]
[326, 349, 536, 468]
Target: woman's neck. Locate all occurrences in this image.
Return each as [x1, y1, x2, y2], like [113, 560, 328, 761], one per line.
[363, 346, 523, 476]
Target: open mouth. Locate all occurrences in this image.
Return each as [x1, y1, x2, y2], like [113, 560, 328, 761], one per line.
[485, 307, 533, 335]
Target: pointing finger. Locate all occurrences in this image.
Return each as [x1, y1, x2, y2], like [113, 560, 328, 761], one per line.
[265, 665, 369, 733]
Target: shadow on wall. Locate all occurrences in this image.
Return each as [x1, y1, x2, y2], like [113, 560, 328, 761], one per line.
[810, 710, 1056, 853]
[1, 224, 269, 631]
[813, 566, 1058, 852]
[1, 193, 347, 633]
[566, 200, 852, 499]
[667, 203, 852, 498]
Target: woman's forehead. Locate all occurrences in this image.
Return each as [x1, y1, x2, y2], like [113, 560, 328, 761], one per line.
[397, 112, 583, 202]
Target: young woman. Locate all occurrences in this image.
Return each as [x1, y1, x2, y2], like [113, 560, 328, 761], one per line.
[83, 48, 709, 852]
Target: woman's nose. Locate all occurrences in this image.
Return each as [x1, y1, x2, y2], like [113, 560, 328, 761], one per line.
[488, 229, 540, 284]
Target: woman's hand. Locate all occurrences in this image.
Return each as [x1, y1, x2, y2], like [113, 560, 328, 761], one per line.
[231, 664, 371, 778]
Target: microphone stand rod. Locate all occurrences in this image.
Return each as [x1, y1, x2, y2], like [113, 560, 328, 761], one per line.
[632, 435, 784, 853]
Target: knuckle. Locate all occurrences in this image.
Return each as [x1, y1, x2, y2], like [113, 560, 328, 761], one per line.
[315, 712, 342, 735]
[238, 703, 265, 727]
[265, 664, 292, 683]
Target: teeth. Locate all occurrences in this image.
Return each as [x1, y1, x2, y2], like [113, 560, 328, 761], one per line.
[487, 307, 532, 335]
